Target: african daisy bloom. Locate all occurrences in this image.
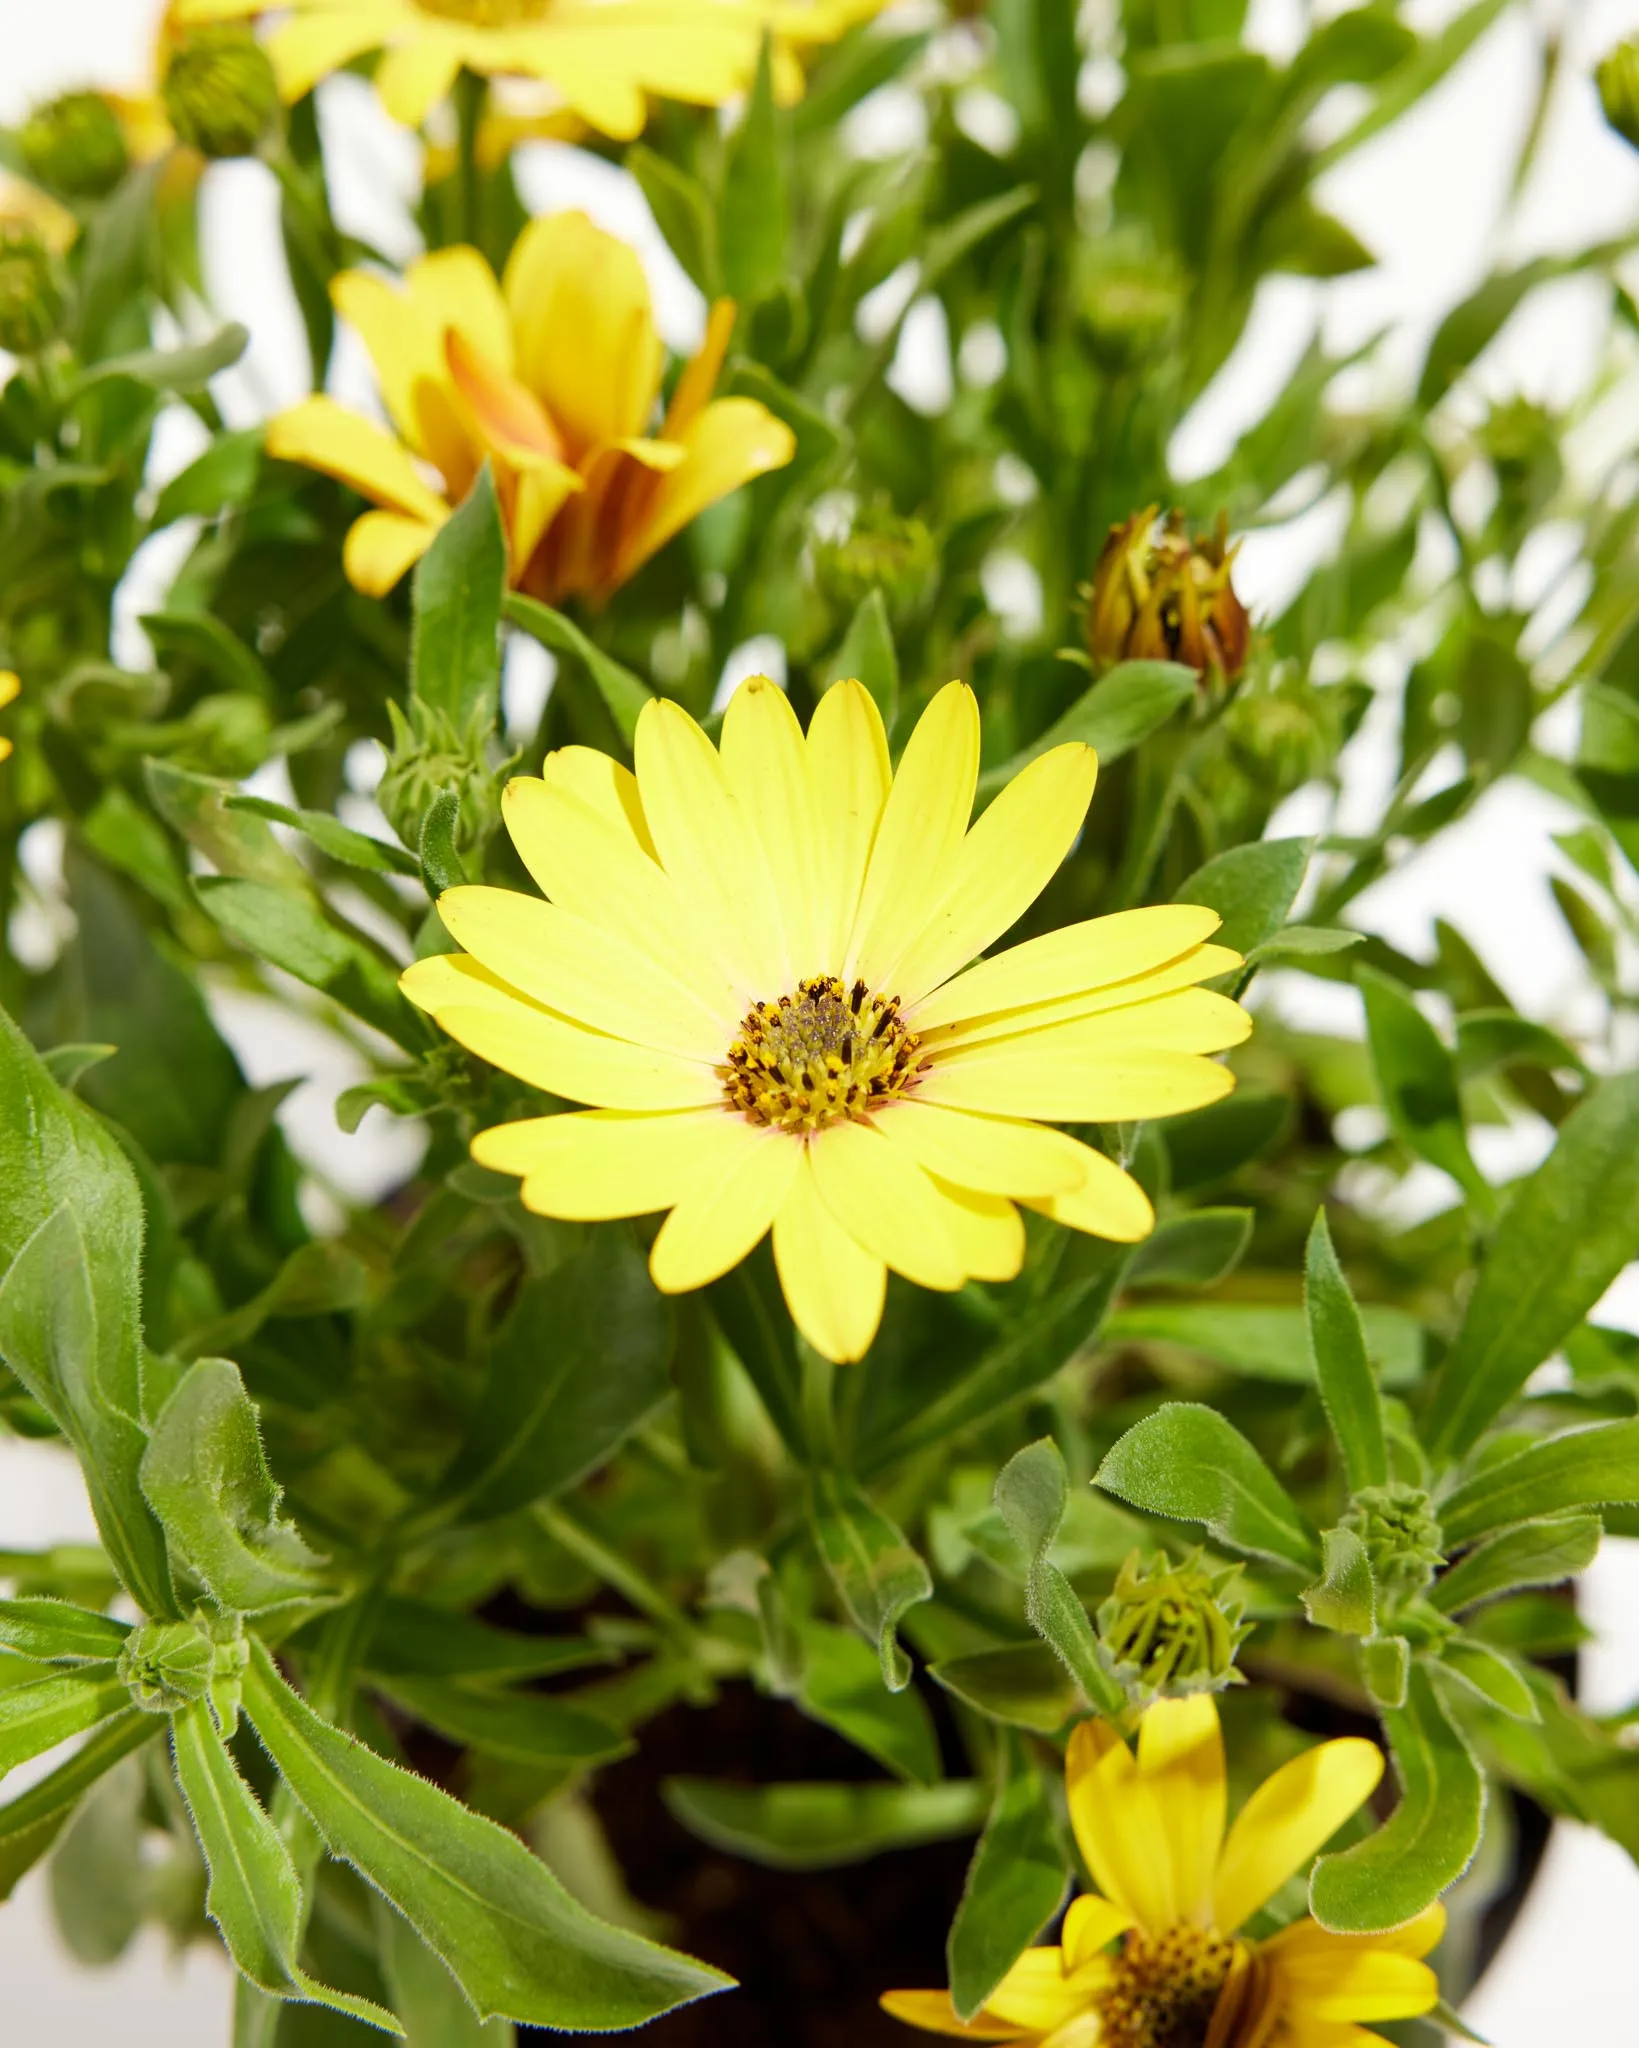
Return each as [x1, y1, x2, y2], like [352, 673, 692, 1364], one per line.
[401, 675, 1251, 1364]
[884, 1693, 1445, 2048]
[0, 672, 18, 763]
[174, 0, 885, 136]
[267, 210, 795, 601]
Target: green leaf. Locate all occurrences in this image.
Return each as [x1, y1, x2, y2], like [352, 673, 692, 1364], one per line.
[1430, 1515, 1603, 1614]
[1245, 925, 1365, 967]
[172, 1699, 402, 2033]
[419, 788, 467, 896]
[504, 595, 653, 746]
[366, 1602, 614, 1685]
[1103, 1301, 1423, 1388]
[141, 612, 276, 705]
[48, 1750, 144, 1965]
[379, 1903, 514, 2047]
[370, 1676, 630, 1771]
[796, 1622, 940, 1786]
[1302, 1528, 1376, 1636]
[929, 1643, 1081, 1735]
[1314, 0, 1512, 177]
[828, 588, 899, 731]
[242, 1640, 732, 2029]
[720, 36, 788, 305]
[1439, 1421, 1639, 1545]
[226, 795, 420, 877]
[194, 877, 416, 1049]
[151, 426, 265, 529]
[625, 146, 719, 295]
[994, 1440, 1124, 1713]
[1126, 1207, 1252, 1289]
[978, 661, 1195, 797]
[1359, 968, 1486, 1203]
[411, 465, 506, 729]
[807, 1469, 932, 1692]
[947, 1738, 1067, 2023]
[141, 1359, 329, 1614]
[1361, 1632, 1410, 1710]
[0, 1598, 129, 1665]
[1437, 1639, 1538, 1722]
[1095, 1404, 1319, 1572]
[0, 1666, 128, 1776]
[1175, 839, 1309, 955]
[1162, 1090, 1290, 1190]
[661, 1779, 987, 1872]
[1425, 1073, 1639, 1460]
[148, 759, 302, 888]
[73, 322, 248, 396]
[438, 1232, 674, 1522]
[1310, 1665, 1484, 1932]
[0, 1710, 155, 1903]
[1304, 1209, 1388, 1491]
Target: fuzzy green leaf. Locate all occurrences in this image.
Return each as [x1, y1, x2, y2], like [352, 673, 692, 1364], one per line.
[0, 1598, 130, 1665]
[0, 1667, 128, 1777]
[1438, 1639, 1539, 1722]
[948, 1738, 1067, 2022]
[1103, 1301, 1423, 1388]
[1304, 1209, 1388, 1491]
[1175, 838, 1309, 954]
[661, 1779, 986, 1872]
[980, 661, 1195, 796]
[1439, 1421, 1639, 1545]
[1430, 1515, 1603, 1614]
[796, 1621, 940, 1785]
[505, 595, 653, 745]
[1096, 1404, 1319, 1571]
[1302, 1528, 1376, 1636]
[808, 1469, 932, 1693]
[1359, 968, 1486, 1204]
[929, 1644, 1083, 1735]
[994, 1439, 1125, 1713]
[370, 1676, 629, 1771]
[0, 1711, 155, 1902]
[411, 465, 505, 729]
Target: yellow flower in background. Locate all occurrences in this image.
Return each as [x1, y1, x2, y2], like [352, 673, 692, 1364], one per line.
[175, 0, 885, 136]
[0, 674, 20, 764]
[402, 676, 1251, 1363]
[884, 1694, 1444, 2048]
[268, 210, 794, 600]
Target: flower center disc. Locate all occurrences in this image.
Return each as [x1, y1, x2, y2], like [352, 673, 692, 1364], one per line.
[1096, 1928, 1238, 2048]
[413, 0, 551, 24]
[722, 976, 922, 1133]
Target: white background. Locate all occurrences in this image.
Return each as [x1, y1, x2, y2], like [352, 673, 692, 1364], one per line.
[4, 0, 1639, 2036]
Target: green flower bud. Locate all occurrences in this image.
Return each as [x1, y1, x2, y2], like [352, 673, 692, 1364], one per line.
[813, 498, 937, 619]
[1597, 38, 1639, 151]
[164, 28, 281, 161]
[20, 90, 130, 201]
[119, 1619, 214, 1714]
[1097, 1549, 1251, 1704]
[0, 226, 62, 356]
[1342, 1484, 1445, 1607]
[1076, 251, 1184, 366]
[377, 700, 503, 862]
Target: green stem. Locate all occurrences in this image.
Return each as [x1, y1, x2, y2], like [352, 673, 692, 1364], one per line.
[534, 1499, 696, 1649]
[454, 69, 485, 251]
[800, 1345, 838, 1468]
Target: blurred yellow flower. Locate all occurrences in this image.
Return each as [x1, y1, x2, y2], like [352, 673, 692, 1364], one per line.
[0, 674, 20, 765]
[885, 1693, 1444, 2048]
[267, 210, 795, 601]
[0, 178, 78, 257]
[402, 676, 1249, 1363]
[174, 0, 885, 135]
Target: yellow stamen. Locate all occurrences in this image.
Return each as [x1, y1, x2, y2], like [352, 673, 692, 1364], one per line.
[1096, 1926, 1238, 2048]
[721, 975, 922, 1134]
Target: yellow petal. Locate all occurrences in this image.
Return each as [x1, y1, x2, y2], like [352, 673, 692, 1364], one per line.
[927, 945, 1245, 1052]
[648, 1126, 801, 1292]
[510, 462, 584, 579]
[889, 744, 1097, 1006]
[1263, 1902, 1444, 1964]
[808, 1119, 964, 1291]
[849, 681, 980, 992]
[445, 328, 570, 468]
[343, 510, 441, 597]
[409, 244, 515, 377]
[504, 210, 661, 461]
[875, 1099, 1084, 1199]
[1212, 1738, 1385, 1934]
[536, 748, 658, 859]
[1064, 1718, 1174, 1936]
[984, 1949, 1082, 2032]
[375, 35, 463, 126]
[268, 398, 451, 524]
[634, 696, 788, 998]
[807, 679, 892, 972]
[663, 297, 736, 440]
[1021, 1139, 1154, 1244]
[500, 776, 738, 1024]
[265, 13, 390, 101]
[911, 905, 1224, 1034]
[400, 954, 719, 1111]
[918, 1046, 1236, 1124]
[877, 1992, 1024, 2041]
[472, 1106, 745, 1219]
[1060, 1894, 1133, 1969]
[0, 671, 21, 712]
[436, 885, 728, 1061]
[772, 1153, 887, 1363]
[1136, 1695, 1225, 1931]
[609, 396, 795, 592]
[928, 1178, 1024, 1283]
[720, 676, 827, 974]
[1273, 1948, 1440, 2023]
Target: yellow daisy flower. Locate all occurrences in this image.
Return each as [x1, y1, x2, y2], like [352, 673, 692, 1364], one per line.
[401, 676, 1251, 1363]
[884, 1694, 1445, 2048]
[267, 209, 795, 601]
[0, 672, 19, 763]
[175, 0, 885, 136]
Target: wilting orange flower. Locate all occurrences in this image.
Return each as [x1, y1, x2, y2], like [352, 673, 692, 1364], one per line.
[266, 210, 795, 601]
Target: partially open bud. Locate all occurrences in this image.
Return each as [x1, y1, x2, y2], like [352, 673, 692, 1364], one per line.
[1342, 1484, 1445, 1607]
[164, 26, 281, 161]
[1597, 37, 1639, 151]
[1086, 507, 1251, 683]
[20, 90, 130, 200]
[1097, 1548, 1251, 1704]
[0, 227, 62, 356]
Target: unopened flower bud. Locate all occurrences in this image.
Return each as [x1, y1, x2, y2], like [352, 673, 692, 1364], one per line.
[119, 1619, 214, 1714]
[164, 27, 281, 161]
[1597, 38, 1639, 151]
[1077, 254, 1183, 365]
[813, 498, 937, 618]
[1342, 1484, 1444, 1606]
[377, 700, 502, 862]
[20, 90, 130, 200]
[1086, 507, 1251, 683]
[1097, 1549, 1251, 1704]
[0, 227, 61, 356]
